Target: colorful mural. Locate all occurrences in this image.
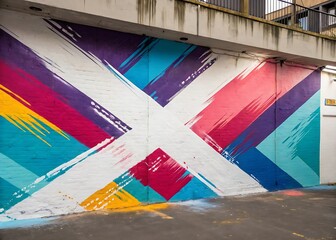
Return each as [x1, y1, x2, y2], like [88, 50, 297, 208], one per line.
[0, 9, 320, 221]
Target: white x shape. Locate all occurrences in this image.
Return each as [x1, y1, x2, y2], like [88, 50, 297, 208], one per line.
[0, 9, 265, 220]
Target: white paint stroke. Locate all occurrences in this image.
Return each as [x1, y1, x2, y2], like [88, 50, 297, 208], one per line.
[165, 53, 260, 123]
[0, 9, 266, 220]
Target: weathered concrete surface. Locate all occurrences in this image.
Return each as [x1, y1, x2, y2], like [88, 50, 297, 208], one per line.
[320, 72, 336, 184]
[0, 0, 335, 67]
[1, 187, 335, 240]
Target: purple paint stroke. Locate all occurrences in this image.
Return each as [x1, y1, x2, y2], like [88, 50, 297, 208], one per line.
[143, 47, 216, 106]
[45, 19, 151, 74]
[226, 70, 320, 157]
[45, 19, 214, 107]
[0, 30, 131, 138]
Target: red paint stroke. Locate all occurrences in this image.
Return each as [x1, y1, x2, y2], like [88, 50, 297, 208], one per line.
[281, 190, 305, 196]
[129, 148, 193, 200]
[0, 61, 111, 148]
[189, 62, 313, 152]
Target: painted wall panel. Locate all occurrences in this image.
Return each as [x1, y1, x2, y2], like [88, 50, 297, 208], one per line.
[0, 9, 321, 221]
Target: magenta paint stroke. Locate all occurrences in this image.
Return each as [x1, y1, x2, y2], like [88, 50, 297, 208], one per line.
[0, 30, 131, 139]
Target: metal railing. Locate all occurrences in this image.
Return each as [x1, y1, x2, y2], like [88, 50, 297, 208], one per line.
[197, 0, 336, 38]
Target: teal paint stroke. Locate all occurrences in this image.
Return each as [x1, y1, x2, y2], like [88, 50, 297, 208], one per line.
[257, 91, 320, 187]
[0, 117, 91, 212]
[115, 172, 166, 203]
[0, 154, 39, 190]
[0, 178, 29, 212]
[0, 118, 88, 177]
[124, 39, 192, 89]
[170, 177, 218, 202]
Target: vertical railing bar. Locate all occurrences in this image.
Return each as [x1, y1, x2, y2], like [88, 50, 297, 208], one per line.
[193, 0, 335, 37]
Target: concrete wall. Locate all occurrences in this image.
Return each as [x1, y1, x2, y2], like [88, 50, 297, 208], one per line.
[0, 0, 335, 67]
[320, 71, 336, 184]
[0, 9, 322, 221]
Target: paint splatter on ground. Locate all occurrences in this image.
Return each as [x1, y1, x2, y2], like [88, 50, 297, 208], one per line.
[0, 189, 335, 240]
[281, 190, 305, 196]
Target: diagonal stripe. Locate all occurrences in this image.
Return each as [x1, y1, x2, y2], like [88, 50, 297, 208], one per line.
[124, 39, 192, 89]
[257, 92, 320, 186]
[0, 116, 88, 177]
[0, 178, 30, 213]
[80, 182, 140, 211]
[112, 170, 166, 203]
[0, 10, 265, 220]
[0, 84, 68, 146]
[220, 69, 320, 190]
[129, 148, 193, 200]
[0, 61, 111, 148]
[119, 38, 158, 73]
[170, 177, 218, 202]
[224, 70, 321, 155]
[165, 54, 260, 122]
[187, 62, 314, 152]
[45, 19, 148, 74]
[0, 138, 111, 218]
[0, 30, 131, 140]
[0, 153, 38, 190]
[223, 147, 302, 190]
[143, 46, 216, 106]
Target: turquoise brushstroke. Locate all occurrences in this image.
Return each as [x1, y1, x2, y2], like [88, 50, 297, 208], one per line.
[0, 117, 88, 211]
[124, 39, 192, 89]
[170, 177, 218, 202]
[257, 91, 320, 187]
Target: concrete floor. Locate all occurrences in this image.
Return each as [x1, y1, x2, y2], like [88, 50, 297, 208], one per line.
[0, 187, 335, 240]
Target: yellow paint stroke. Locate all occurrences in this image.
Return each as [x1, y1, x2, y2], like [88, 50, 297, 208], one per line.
[81, 182, 173, 219]
[0, 84, 69, 146]
[292, 232, 305, 238]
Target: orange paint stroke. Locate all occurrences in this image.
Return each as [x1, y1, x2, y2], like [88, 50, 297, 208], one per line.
[80, 182, 140, 211]
[81, 181, 173, 219]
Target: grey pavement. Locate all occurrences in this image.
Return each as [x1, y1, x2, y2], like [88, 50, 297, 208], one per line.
[1, 186, 335, 240]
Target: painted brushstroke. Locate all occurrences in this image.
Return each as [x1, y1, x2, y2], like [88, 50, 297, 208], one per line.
[45, 19, 149, 74]
[143, 47, 217, 106]
[0, 154, 39, 191]
[170, 177, 218, 201]
[0, 138, 111, 216]
[0, 61, 111, 148]
[0, 83, 95, 211]
[0, 84, 68, 146]
[46, 20, 214, 106]
[130, 148, 193, 200]
[81, 182, 140, 211]
[224, 70, 321, 157]
[0, 9, 321, 221]
[164, 55, 260, 123]
[257, 92, 320, 186]
[188, 62, 314, 152]
[0, 30, 131, 139]
[124, 39, 193, 90]
[222, 70, 320, 190]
